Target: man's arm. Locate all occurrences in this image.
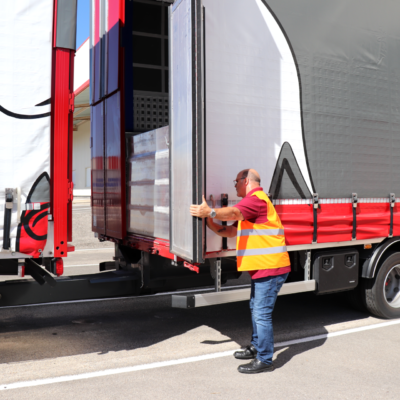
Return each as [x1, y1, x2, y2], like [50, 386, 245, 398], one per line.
[190, 196, 244, 221]
[206, 218, 237, 238]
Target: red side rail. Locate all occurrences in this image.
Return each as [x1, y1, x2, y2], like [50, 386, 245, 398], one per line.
[50, 0, 74, 258]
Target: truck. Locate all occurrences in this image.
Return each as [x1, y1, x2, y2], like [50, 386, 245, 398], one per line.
[2, 0, 400, 320]
[88, 0, 400, 319]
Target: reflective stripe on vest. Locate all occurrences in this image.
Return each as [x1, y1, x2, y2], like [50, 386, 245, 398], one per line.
[237, 228, 285, 237]
[237, 246, 287, 257]
[236, 190, 290, 272]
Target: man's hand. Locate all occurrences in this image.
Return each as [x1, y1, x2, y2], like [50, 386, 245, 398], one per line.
[190, 195, 211, 219]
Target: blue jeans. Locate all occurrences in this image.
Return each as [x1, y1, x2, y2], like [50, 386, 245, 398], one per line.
[250, 273, 288, 365]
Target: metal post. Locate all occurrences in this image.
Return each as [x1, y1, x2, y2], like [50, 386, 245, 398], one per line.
[215, 258, 221, 292]
[304, 251, 311, 281]
[210, 258, 222, 292]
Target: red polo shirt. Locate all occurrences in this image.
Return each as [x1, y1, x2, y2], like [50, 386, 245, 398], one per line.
[233, 187, 291, 279]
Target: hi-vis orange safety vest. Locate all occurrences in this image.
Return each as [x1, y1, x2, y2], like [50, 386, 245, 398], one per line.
[236, 190, 290, 272]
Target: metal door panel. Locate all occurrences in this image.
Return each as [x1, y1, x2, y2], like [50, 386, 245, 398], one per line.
[91, 101, 105, 234]
[169, 0, 204, 263]
[105, 92, 125, 238]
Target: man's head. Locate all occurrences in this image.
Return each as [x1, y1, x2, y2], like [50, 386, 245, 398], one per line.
[234, 169, 261, 198]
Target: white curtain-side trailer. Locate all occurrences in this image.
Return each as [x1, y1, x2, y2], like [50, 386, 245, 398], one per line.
[90, 0, 400, 318]
[0, 0, 76, 283]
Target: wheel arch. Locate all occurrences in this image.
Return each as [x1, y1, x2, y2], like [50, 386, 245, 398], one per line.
[362, 237, 400, 278]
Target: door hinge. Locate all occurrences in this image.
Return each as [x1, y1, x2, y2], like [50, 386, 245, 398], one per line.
[68, 180, 74, 202]
[69, 93, 75, 112]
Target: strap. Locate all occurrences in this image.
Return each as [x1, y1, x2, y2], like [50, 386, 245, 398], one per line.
[312, 193, 319, 243]
[352, 193, 358, 240]
[221, 194, 228, 250]
[389, 193, 395, 238]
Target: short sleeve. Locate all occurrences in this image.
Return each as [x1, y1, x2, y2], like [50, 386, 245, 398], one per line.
[233, 196, 263, 221]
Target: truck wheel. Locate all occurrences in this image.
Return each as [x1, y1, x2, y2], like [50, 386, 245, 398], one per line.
[345, 283, 366, 313]
[364, 252, 400, 319]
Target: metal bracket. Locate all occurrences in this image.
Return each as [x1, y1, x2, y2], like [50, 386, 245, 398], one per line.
[5, 188, 14, 210]
[352, 193, 358, 208]
[68, 93, 75, 112]
[304, 251, 311, 281]
[390, 193, 396, 208]
[67, 181, 74, 202]
[389, 193, 396, 238]
[313, 193, 319, 209]
[183, 261, 200, 274]
[25, 258, 57, 287]
[210, 258, 222, 292]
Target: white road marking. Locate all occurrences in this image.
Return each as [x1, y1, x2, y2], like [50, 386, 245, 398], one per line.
[274, 320, 400, 347]
[1, 319, 400, 391]
[73, 248, 114, 252]
[64, 264, 99, 268]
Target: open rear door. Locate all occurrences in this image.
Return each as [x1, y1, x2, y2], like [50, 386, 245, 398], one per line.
[169, 0, 204, 263]
[90, 0, 125, 239]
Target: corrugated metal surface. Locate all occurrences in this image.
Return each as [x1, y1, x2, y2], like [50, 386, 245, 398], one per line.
[127, 126, 169, 239]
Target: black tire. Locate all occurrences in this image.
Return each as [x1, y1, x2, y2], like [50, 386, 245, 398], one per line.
[364, 252, 400, 319]
[345, 283, 367, 313]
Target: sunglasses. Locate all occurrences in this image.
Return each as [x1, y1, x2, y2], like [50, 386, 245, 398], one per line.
[233, 177, 246, 186]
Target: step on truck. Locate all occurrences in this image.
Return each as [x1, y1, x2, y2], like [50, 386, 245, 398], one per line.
[0, 0, 76, 285]
[88, 0, 400, 319]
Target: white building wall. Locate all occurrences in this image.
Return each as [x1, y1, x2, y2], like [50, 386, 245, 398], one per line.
[73, 121, 91, 192]
[74, 39, 90, 92]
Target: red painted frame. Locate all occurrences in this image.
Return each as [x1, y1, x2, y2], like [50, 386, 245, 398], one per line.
[50, 0, 75, 258]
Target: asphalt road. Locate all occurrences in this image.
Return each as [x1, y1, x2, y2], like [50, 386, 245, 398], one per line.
[0, 287, 399, 399]
[0, 201, 399, 399]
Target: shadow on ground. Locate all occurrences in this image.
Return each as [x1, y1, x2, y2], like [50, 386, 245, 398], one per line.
[0, 284, 373, 369]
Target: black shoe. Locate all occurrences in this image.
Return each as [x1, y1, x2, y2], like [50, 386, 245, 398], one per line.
[237, 358, 275, 374]
[234, 345, 257, 360]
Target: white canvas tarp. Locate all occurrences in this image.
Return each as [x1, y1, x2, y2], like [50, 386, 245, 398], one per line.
[202, 0, 311, 252]
[0, 0, 53, 251]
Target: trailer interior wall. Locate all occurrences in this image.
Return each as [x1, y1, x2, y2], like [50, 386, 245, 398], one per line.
[124, 0, 172, 134]
[123, 1, 174, 242]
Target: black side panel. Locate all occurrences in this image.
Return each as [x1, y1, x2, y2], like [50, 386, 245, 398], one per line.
[269, 142, 312, 199]
[265, 0, 400, 198]
[313, 248, 359, 294]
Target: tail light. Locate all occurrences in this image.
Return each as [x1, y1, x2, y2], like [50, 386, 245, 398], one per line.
[18, 264, 25, 278]
[55, 258, 64, 276]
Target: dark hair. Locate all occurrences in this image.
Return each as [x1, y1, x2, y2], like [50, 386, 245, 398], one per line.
[241, 169, 249, 179]
[241, 169, 260, 183]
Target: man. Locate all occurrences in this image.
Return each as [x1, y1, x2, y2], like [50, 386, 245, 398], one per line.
[189, 169, 290, 374]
